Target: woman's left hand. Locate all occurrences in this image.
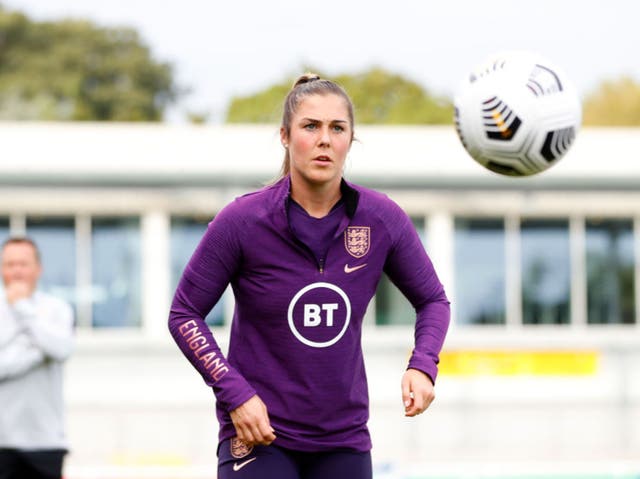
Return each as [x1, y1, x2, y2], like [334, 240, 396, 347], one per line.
[401, 368, 435, 417]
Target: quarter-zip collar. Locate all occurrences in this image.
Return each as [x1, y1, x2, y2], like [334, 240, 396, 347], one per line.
[273, 175, 360, 271]
[274, 174, 360, 226]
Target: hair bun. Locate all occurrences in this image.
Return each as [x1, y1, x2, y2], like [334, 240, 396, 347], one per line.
[293, 73, 321, 88]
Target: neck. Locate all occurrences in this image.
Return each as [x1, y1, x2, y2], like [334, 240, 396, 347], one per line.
[290, 178, 342, 219]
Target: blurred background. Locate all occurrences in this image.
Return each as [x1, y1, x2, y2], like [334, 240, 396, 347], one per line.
[1, 1, 639, 478]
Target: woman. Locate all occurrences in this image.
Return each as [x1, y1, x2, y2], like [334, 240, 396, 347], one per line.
[169, 74, 450, 479]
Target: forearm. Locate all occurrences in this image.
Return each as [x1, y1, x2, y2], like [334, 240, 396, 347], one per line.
[409, 295, 450, 384]
[169, 274, 256, 411]
[169, 206, 257, 412]
[0, 334, 46, 381]
[384, 211, 451, 383]
[13, 299, 74, 361]
[0, 321, 21, 348]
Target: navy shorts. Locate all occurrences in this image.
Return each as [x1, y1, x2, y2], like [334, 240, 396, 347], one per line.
[217, 437, 372, 479]
[0, 448, 65, 479]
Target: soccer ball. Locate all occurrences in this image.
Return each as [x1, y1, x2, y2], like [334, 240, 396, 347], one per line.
[454, 51, 582, 176]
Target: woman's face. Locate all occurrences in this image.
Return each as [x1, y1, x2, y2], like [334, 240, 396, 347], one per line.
[281, 93, 352, 190]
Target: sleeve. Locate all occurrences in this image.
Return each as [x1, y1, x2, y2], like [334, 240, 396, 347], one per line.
[168, 203, 257, 413]
[14, 298, 75, 361]
[0, 309, 20, 348]
[382, 204, 450, 384]
[0, 332, 46, 381]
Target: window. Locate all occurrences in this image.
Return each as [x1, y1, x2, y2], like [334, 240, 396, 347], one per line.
[27, 217, 77, 310]
[455, 218, 506, 325]
[375, 216, 426, 325]
[586, 219, 635, 324]
[91, 218, 141, 328]
[171, 216, 223, 325]
[521, 219, 570, 324]
[0, 218, 8, 244]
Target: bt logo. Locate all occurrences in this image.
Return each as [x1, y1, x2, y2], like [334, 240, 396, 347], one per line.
[287, 282, 351, 348]
[303, 303, 338, 327]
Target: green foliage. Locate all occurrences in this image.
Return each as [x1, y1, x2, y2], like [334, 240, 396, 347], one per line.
[0, 5, 178, 121]
[583, 77, 640, 126]
[225, 67, 453, 125]
[226, 83, 290, 123]
[333, 68, 453, 124]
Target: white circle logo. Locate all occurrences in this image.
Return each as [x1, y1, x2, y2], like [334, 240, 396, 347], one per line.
[287, 282, 351, 348]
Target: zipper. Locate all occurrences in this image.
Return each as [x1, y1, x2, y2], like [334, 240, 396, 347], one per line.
[284, 199, 328, 274]
[290, 232, 325, 274]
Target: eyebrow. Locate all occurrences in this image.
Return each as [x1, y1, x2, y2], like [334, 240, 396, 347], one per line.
[300, 118, 349, 124]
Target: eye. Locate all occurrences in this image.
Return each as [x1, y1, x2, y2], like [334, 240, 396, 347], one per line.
[304, 123, 317, 130]
[332, 124, 345, 133]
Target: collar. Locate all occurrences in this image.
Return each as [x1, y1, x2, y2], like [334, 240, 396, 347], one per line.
[274, 175, 359, 219]
[340, 178, 359, 219]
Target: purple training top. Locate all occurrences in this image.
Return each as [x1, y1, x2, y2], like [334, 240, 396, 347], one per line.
[168, 176, 450, 453]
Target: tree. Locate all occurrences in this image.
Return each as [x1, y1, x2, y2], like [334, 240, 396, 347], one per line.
[582, 77, 640, 126]
[225, 82, 290, 124]
[0, 5, 178, 121]
[225, 67, 453, 125]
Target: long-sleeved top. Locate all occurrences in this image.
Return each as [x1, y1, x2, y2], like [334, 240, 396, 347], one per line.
[169, 176, 450, 452]
[0, 291, 74, 450]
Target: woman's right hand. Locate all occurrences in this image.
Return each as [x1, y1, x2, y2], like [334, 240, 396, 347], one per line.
[229, 394, 276, 446]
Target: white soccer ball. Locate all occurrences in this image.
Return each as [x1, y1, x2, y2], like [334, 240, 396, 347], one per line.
[454, 51, 582, 176]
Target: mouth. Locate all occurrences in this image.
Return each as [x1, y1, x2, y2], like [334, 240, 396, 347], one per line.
[313, 155, 332, 164]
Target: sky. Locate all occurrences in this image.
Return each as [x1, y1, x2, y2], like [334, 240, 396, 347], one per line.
[4, 0, 640, 123]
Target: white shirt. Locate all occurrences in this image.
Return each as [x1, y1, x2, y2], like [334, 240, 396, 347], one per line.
[0, 291, 74, 450]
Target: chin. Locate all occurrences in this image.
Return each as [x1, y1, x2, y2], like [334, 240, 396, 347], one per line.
[310, 169, 341, 183]
[309, 176, 339, 187]
[292, 167, 341, 188]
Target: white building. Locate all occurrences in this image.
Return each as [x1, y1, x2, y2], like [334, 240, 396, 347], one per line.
[2, 123, 639, 478]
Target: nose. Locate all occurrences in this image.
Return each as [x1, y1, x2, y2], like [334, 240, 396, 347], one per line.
[318, 126, 331, 147]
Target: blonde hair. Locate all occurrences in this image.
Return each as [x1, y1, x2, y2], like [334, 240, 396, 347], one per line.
[279, 73, 355, 178]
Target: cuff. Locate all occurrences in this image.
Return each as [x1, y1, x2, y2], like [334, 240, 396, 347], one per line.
[212, 369, 257, 413]
[407, 349, 439, 385]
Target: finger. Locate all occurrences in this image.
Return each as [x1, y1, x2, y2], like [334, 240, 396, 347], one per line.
[256, 400, 276, 444]
[248, 418, 273, 446]
[412, 390, 426, 413]
[407, 389, 435, 416]
[240, 409, 273, 446]
[244, 424, 262, 445]
[405, 404, 420, 417]
[258, 422, 276, 445]
[235, 416, 259, 445]
[404, 394, 422, 417]
[237, 423, 255, 445]
[401, 377, 412, 410]
[258, 432, 276, 446]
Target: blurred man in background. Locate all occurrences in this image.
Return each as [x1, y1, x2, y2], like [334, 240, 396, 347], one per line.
[0, 237, 74, 479]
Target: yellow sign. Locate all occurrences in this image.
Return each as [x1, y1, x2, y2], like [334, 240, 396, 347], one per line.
[439, 350, 598, 376]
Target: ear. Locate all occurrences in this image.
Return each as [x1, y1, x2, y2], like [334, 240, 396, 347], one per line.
[280, 126, 288, 147]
